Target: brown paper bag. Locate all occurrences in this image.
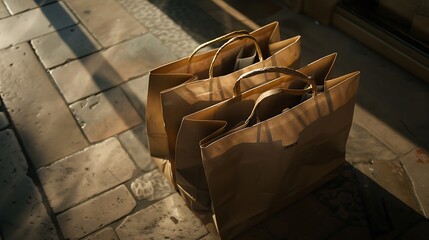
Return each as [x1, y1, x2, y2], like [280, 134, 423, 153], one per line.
[174, 53, 338, 211]
[160, 34, 301, 168]
[147, 22, 282, 159]
[178, 55, 360, 239]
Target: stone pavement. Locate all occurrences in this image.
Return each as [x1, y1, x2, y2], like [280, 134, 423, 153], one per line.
[0, 0, 428, 239]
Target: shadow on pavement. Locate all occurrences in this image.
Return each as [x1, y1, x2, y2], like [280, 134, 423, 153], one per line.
[3, 0, 426, 239]
[1, 0, 152, 238]
[234, 163, 428, 239]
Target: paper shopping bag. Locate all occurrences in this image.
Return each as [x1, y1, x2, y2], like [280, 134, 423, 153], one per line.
[160, 34, 301, 169]
[174, 53, 338, 211]
[147, 22, 281, 159]
[200, 67, 359, 239]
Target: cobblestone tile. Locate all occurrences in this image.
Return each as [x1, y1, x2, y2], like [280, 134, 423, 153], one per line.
[263, 195, 345, 239]
[31, 24, 102, 69]
[118, 124, 155, 171]
[37, 138, 136, 213]
[64, 0, 147, 47]
[0, 2, 78, 49]
[0, 43, 88, 168]
[57, 185, 136, 240]
[346, 123, 398, 163]
[51, 33, 175, 103]
[120, 75, 148, 119]
[0, 130, 59, 240]
[401, 147, 429, 217]
[116, 193, 207, 240]
[0, 1, 10, 19]
[82, 227, 119, 240]
[0, 112, 8, 130]
[3, 0, 56, 15]
[69, 88, 142, 143]
[117, 0, 229, 58]
[130, 169, 174, 201]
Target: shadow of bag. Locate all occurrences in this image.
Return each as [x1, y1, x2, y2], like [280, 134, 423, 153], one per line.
[178, 56, 360, 239]
[174, 53, 339, 211]
[146, 22, 301, 161]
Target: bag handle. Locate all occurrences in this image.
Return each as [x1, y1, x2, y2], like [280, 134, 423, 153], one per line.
[222, 86, 315, 137]
[233, 66, 316, 97]
[188, 30, 250, 62]
[248, 87, 312, 124]
[209, 34, 264, 79]
[238, 86, 313, 129]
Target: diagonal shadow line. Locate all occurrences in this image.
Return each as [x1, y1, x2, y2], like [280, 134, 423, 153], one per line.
[27, 0, 153, 238]
[36, 1, 147, 145]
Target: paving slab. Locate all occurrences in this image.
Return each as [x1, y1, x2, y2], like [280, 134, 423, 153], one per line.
[200, 231, 220, 240]
[354, 160, 422, 214]
[353, 105, 417, 156]
[82, 227, 119, 240]
[0, 112, 8, 130]
[0, 1, 9, 18]
[0, 129, 28, 186]
[0, 176, 60, 240]
[120, 75, 148, 119]
[51, 33, 176, 103]
[0, 43, 88, 168]
[354, 160, 424, 237]
[64, 0, 147, 47]
[401, 147, 429, 217]
[346, 123, 398, 163]
[118, 124, 155, 171]
[69, 87, 142, 143]
[0, 130, 59, 240]
[130, 169, 175, 201]
[31, 24, 102, 69]
[0, 1, 78, 49]
[57, 185, 136, 240]
[116, 193, 208, 240]
[37, 138, 136, 213]
[3, 0, 56, 15]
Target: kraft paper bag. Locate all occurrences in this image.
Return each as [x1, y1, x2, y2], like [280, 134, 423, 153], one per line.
[174, 53, 338, 211]
[177, 55, 359, 239]
[147, 22, 282, 159]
